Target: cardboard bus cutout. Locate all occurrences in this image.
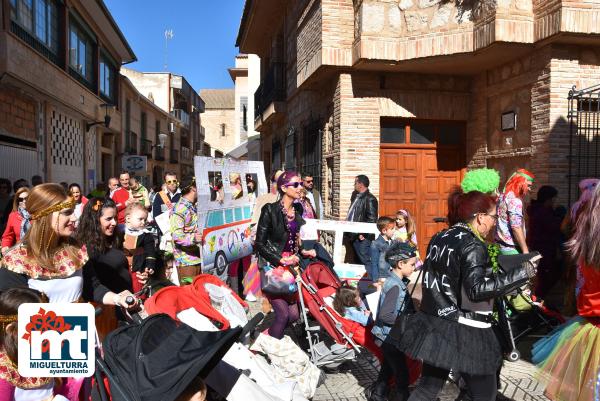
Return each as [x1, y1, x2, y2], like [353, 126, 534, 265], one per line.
[194, 156, 267, 281]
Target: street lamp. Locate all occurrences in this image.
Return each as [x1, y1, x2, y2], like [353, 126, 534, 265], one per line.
[152, 132, 168, 149]
[86, 104, 114, 132]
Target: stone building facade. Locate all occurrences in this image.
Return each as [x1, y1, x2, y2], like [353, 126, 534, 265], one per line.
[119, 77, 178, 187]
[237, 0, 600, 249]
[199, 89, 236, 156]
[0, 0, 135, 191]
[200, 54, 262, 160]
[120, 68, 205, 179]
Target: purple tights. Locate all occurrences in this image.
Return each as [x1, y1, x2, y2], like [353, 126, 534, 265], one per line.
[267, 297, 299, 339]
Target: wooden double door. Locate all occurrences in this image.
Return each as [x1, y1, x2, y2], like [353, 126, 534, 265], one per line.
[379, 120, 466, 254]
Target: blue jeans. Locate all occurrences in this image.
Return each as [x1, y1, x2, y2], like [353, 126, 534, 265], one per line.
[353, 238, 372, 266]
[353, 238, 375, 300]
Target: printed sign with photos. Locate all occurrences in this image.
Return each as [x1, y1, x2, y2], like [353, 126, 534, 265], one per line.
[194, 157, 267, 280]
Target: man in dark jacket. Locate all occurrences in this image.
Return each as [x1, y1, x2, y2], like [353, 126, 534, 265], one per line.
[347, 175, 378, 267]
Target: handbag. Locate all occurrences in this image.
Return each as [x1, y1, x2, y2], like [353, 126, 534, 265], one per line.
[259, 262, 298, 296]
[386, 267, 423, 343]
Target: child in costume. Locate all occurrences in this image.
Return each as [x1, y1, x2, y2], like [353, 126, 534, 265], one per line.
[391, 210, 423, 269]
[333, 284, 372, 326]
[532, 182, 600, 401]
[0, 288, 71, 401]
[392, 210, 417, 245]
[369, 242, 418, 401]
[123, 203, 157, 293]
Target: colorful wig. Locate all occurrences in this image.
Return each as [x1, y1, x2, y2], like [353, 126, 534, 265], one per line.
[503, 168, 535, 198]
[461, 168, 500, 195]
[571, 178, 599, 220]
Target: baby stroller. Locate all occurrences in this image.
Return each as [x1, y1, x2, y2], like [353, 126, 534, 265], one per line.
[495, 252, 565, 361]
[297, 260, 384, 368]
[96, 313, 243, 401]
[143, 274, 316, 401]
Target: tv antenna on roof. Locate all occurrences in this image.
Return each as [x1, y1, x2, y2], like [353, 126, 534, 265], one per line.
[164, 29, 174, 71]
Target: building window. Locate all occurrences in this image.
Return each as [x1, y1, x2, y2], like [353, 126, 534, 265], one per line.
[125, 99, 131, 150]
[9, 0, 59, 57]
[221, 123, 226, 137]
[99, 56, 116, 101]
[69, 20, 93, 83]
[240, 96, 248, 134]
[141, 112, 147, 139]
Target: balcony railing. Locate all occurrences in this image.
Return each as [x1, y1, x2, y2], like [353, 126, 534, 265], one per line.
[181, 146, 191, 161]
[170, 149, 179, 164]
[126, 132, 138, 154]
[254, 62, 286, 118]
[155, 146, 165, 161]
[171, 109, 190, 126]
[141, 139, 153, 158]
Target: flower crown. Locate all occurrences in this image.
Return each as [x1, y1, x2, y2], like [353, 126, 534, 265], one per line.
[30, 198, 75, 220]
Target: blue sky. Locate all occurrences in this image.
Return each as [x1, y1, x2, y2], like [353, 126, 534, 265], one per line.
[105, 0, 246, 92]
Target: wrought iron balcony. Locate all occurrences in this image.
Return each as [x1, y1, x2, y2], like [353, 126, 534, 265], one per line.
[254, 62, 286, 118]
[171, 109, 190, 126]
[170, 149, 179, 164]
[126, 132, 138, 154]
[141, 139, 153, 158]
[155, 146, 165, 161]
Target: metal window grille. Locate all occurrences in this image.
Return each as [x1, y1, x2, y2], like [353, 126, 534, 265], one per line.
[300, 121, 323, 193]
[568, 85, 600, 204]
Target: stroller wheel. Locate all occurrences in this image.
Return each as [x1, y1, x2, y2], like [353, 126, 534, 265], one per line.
[506, 350, 520, 362]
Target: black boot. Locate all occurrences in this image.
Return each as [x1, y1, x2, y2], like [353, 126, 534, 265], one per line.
[366, 381, 388, 401]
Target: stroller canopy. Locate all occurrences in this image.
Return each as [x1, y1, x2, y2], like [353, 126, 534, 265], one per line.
[103, 313, 241, 401]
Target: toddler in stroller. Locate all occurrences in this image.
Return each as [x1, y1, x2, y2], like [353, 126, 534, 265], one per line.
[297, 260, 384, 367]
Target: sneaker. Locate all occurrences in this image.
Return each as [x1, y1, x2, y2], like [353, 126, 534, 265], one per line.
[245, 292, 257, 302]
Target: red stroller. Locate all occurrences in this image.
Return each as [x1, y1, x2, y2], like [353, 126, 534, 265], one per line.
[297, 261, 383, 368]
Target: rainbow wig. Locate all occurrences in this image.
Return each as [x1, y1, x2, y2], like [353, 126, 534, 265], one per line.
[461, 168, 501, 194]
[503, 168, 535, 197]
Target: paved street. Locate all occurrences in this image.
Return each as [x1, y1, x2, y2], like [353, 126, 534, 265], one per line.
[248, 301, 551, 401]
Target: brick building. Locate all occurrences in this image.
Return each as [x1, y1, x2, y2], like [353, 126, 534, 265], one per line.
[119, 76, 177, 187]
[120, 68, 205, 179]
[0, 0, 135, 191]
[237, 0, 600, 248]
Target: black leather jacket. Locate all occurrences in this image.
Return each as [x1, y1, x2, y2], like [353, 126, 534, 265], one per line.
[255, 202, 305, 267]
[348, 190, 378, 241]
[420, 224, 530, 322]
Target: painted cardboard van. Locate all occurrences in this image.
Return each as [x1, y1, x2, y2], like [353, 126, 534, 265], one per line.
[194, 157, 267, 281]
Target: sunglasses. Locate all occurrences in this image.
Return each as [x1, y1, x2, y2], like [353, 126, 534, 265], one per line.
[304, 179, 313, 183]
[18, 197, 27, 202]
[284, 182, 302, 189]
[166, 180, 179, 185]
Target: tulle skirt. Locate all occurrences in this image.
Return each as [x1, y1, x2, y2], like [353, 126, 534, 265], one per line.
[399, 312, 502, 375]
[532, 316, 600, 401]
[242, 257, 261, 296]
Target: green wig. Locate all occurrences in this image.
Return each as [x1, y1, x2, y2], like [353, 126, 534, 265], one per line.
[461, 168, 501, 194]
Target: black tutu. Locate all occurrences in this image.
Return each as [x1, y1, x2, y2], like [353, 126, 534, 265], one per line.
[399, 312, 502, 375]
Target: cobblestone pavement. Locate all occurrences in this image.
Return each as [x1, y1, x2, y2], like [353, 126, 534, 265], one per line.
[247, 301, 550, 401]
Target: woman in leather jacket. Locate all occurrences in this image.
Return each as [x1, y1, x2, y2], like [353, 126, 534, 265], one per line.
[400, 189, 537, 401]
[254, 171, 317, 339]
